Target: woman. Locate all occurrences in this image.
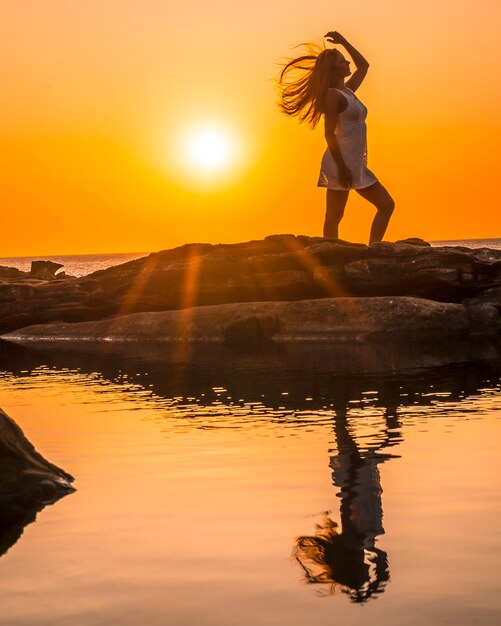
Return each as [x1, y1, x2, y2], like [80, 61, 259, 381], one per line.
[278, 32, 394, 244]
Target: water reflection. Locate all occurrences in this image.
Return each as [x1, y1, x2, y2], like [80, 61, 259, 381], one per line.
[0, 340, 500, 419]
[0, 338, 500, 587]
[0, 499, 63, 560]
[294, 408, 397, 601]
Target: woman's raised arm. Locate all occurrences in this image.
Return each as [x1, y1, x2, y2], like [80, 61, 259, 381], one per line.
[325, 31, 369, 92]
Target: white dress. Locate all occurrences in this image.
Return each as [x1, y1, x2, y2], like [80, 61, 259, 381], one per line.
[318, 87, 378, 190]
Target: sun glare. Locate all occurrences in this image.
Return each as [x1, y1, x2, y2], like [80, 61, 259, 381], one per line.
[185, 128, 233, 172]
[162, 118, 247, 189]
[157, 114, 247, 193]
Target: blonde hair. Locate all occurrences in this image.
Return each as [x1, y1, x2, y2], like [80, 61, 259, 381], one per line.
[277, 45, 342, 128]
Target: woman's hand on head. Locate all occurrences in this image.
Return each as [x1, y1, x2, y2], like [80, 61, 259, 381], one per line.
[325, 31, 346, 45]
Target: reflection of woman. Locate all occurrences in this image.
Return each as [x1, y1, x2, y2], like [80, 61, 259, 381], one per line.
[294, 513, 389, 602]
[294, 411, 395, 602]
[278, 31, 394, 243]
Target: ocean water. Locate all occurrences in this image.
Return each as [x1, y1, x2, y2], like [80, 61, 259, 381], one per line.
[431, 238, 501, 250]
[0, 252, 148, 277]
[0, 239, 499, 277]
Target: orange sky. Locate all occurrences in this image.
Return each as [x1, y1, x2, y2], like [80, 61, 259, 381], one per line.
[1, 0, 500, 255]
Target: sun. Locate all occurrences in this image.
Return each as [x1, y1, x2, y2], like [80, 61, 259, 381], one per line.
[162, 118, 246, 189]
[185, 128, 233, 172]
[164, 118, 246, 185]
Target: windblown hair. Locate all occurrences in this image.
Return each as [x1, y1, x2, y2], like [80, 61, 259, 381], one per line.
[277, 44, 342, 129]
[293, 514, 390, 603]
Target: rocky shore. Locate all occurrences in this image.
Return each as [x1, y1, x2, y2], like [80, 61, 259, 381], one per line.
[1, 235, 501, 343]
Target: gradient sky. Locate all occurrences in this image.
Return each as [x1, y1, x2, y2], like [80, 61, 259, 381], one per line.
[1, 0, 500, 255]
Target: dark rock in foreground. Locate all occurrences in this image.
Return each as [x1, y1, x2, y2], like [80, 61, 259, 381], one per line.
[0, 406, 74, 559]
[0, 407, 75, 506]
[0, 235, 500, 337]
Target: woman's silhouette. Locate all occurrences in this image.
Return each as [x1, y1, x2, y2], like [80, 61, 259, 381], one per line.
[278, 31, 395, 243]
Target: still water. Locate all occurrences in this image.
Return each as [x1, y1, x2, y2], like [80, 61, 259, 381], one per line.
[0, 340, 500, 625]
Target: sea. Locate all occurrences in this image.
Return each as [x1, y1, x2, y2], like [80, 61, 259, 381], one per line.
[0, 251, 148, 277]
[0, 238, 500, 626]
[0, 238, 499, 277]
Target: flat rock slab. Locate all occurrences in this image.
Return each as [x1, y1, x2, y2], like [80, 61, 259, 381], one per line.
[2, 296, 499, 344]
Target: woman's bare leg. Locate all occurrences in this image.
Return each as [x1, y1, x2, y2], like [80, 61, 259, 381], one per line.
[356, 182, 395, 244]
[324, 189, 350, 239]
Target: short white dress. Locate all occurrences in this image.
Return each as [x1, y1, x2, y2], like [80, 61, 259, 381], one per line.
[318, 87, 378, 190]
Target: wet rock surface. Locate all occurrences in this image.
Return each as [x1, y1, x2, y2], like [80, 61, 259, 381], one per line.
[0, 235, 500, 339]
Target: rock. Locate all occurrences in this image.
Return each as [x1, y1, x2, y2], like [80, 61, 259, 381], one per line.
[464, 304, 501, 335]
[0, 236, 501, 334]
[226, 269, 317, 298]
[394, 238, 431, 247]
[0, 407, 75, 505]
[0, 407, 75, 559]
[464, 286, 501, 312]
[0, 283, 36, 303]
[224, 315, 280, 348]
[30, 260, 64, 280]
[55, 271, 76, 280]
[0, 266, 27, 279]
[3, 296, 499, 344]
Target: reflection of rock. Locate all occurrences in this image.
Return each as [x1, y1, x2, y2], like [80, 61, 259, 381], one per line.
[3, 296, 499, 344]
[1, 339, 500, 411]
[0, 407, 75, 506]
[30, 260, 64, 280]
[0, 236, 501, 335]
[0, 499, 50, 559]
